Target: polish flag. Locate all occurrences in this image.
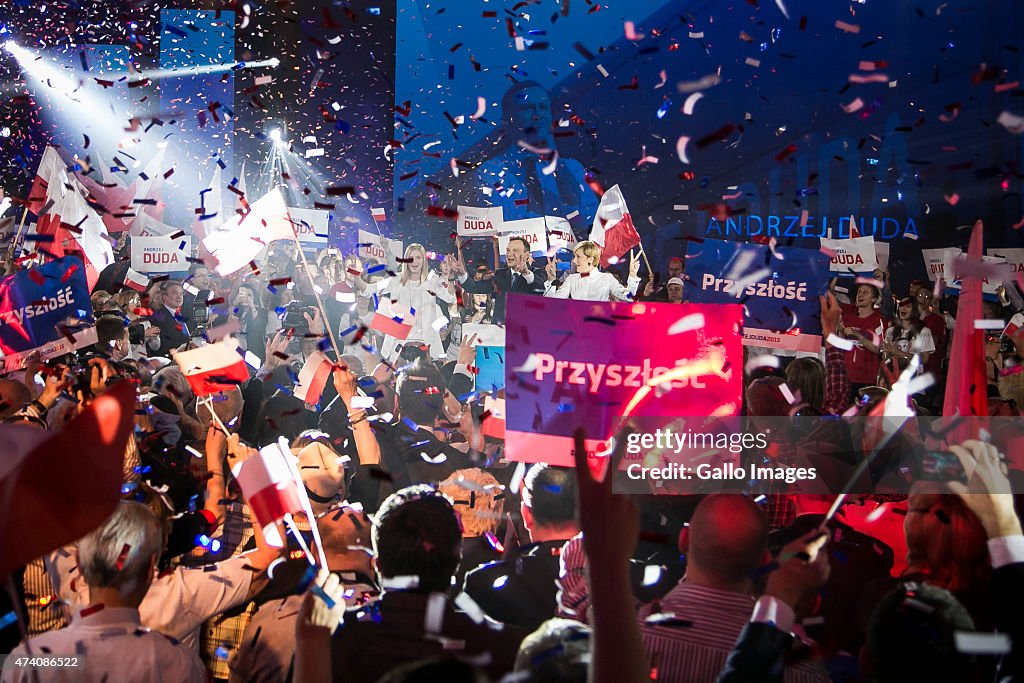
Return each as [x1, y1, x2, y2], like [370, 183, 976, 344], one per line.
[371, 207, 387, 224]
[27, 146, 115, 288]
[232, 442, 304, 547]
[370, 299, 416, 340]
[123, 267, 150, 292]
[589, 184, 641, 268]
[172, 338, 251, 396]
[202, 187, 295, 276]
[294, 350, 334, 405]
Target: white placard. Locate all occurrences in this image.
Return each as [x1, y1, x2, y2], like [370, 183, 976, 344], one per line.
[357, 228, 403, 263]
[921, 247, 961, 282]
[130, 235, 191, 273]
[545, 215, 577, 251]
[498, 217, 549, 256]
[289, 207, 330, 246]
[875, 241, 890, 271]
[457, 205, 503, 237]
[820, 236, 877, 273]
[988, 248, 1024, 275]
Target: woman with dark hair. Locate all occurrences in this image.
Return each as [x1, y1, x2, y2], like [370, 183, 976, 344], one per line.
[882, 296, 934, 375]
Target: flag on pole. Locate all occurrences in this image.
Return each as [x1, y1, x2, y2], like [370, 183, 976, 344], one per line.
[371, 207, 387, 224]
[27, 146, 115, 288]
[943, 220, 989, 435]
[293, 350, 334, 405]
[232, 442, 305, 548]
[201, 187, 294, 276]
[172, 338, 251, 396]
[589, 184, 641, 267]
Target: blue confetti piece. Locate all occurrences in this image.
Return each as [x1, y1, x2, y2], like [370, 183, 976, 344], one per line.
[0, 611, 17, 629]
[367, 264, 387, 274]
[402, 417, 419, 431]
[215, 646, 230, 660]
[557, 403, 575, 413]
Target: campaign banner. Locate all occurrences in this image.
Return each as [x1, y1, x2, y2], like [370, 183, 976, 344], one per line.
[289, 207, 330, 247]
[988, 248, 1024, 275]
[0, 256, 95, 361]
[130, 235, 191, 274]
[921, 247, 960, 282]
[683, 239, 830, 353]
[498, 217, 548, 256]
[546, 216, 577, 251]
[475, 345, 505, 393]
[457, 205, 503, 238]
[504, 295, 742, 466]
[820, 236, 877, 273]
[357, 228, 403, 264]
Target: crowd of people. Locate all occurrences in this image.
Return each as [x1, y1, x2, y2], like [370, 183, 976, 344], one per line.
[1, 229, 1023, 683]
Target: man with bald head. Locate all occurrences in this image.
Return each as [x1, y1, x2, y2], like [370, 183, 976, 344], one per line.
[638, 494, 829, 683]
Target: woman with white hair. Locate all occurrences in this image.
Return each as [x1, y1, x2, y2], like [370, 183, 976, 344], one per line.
[351, 243, 457, 362]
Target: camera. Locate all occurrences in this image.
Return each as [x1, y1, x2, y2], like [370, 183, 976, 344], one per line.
[282, 300, 316, 333]
[191, 289, 210, 338]
[398, 342, 429, 364]
[128, 322, 146, 346]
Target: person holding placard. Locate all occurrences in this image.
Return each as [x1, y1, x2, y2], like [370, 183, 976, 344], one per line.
[455, 236, 545, 323]
[543, 241, 640, 302]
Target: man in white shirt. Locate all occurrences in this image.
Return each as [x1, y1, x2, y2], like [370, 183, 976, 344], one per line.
[4, 502, 205, 683]
[544, 241, 640, 302]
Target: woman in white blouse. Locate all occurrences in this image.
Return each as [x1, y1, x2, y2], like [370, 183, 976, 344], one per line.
[352, 243, 457, 361]
[882, 296, 935, 374]
[544, 241, 641, 301]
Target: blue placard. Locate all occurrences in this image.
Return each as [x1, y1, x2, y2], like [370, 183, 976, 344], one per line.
[475, 345, 505, 393]
[0, 256, 93, 354]
[683, 239, 830, 351]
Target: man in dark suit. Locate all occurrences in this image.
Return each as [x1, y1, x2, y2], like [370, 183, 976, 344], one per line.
[463, 463, 580, 631]
[146, 280, 190, 357]
[457, 236, 546, 324]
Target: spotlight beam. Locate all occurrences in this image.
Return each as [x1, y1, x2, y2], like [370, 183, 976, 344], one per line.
[132, 58, 281, 81]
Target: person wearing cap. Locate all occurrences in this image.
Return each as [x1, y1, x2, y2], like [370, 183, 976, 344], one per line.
[665, 276, 685, 304]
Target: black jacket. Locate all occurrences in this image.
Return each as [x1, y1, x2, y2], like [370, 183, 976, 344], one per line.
[460, 267, 546, 323]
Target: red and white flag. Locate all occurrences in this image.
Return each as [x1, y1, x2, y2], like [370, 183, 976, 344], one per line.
[371, 207, 387, 224]
[589, 184, 641, 267]
[28, 146, 115, 288]
[123, 267, 150, 292]
[172, 338, 250, 396]
[232, 441, 304, 548]
[370, 298, 416, 340]
[201, 187, 294, 276]
[294, 350, 333, 405]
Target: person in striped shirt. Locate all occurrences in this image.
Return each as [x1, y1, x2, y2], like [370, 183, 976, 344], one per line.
[638, 495, 830, 683]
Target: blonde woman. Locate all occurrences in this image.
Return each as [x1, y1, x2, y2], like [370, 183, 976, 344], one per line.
[544, 241, 641, 301]
[353, 243, 456, 361]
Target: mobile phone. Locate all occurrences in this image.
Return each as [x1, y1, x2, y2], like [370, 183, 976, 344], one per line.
[919, 451, 967, 484]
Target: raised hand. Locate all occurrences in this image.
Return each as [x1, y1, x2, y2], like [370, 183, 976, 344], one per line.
[947, 440, 1021, 538]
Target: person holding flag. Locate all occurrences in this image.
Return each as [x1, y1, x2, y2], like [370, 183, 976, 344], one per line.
[544, 240, 640, 302]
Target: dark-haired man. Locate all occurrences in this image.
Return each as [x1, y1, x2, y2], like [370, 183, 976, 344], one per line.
[456, 236, 546, 324]
[329, 485, 524, 681]
[463, 464, 580, 630]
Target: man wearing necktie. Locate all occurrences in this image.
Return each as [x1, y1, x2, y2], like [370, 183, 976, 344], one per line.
[146, 280, 191, 357]
[457, 236, 546, 324]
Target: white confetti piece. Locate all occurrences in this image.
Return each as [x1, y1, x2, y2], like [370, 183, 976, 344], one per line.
[597, 64, 609, 77]
[745, 355, 780, 374]
[349, 395, 375, 409]
[668, 314, 705, 335]
[997, 110, 1024, 134]
[974, 319, 1006, 330]
[745, 57, 761, 67]
[827, 334, 855, 351]
[682, 92, 704, 115]
[842, 97, 865, 113]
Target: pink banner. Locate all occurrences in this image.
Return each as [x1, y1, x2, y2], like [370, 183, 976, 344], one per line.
[505, 295, 743, 466]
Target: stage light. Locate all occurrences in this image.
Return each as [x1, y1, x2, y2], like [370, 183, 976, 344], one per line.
[4, 40, 16, 52]
[140, 57, 281, 81]
[269, 127, 282, 143]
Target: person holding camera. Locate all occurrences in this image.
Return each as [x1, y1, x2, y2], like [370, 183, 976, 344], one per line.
[229, 282, 268, 361]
